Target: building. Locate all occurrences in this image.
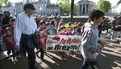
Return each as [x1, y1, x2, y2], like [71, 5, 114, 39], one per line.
[111, 0, 121, 16]
[76, 0, 96, 16]
[0, 0, 60, 16]
[31, 0, 60, 16]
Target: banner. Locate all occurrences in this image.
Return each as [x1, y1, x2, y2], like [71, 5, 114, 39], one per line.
[46, 35, 81, 52]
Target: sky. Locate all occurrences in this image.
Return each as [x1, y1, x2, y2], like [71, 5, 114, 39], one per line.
[9, 0, 120, 7]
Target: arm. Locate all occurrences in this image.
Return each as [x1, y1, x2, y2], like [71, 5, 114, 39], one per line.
[81, 29, 98, 53]
[98, 38, 105, 47]
[14, 16, 22, 46]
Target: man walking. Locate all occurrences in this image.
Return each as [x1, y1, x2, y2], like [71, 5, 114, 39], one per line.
[14, 3, 37, 69]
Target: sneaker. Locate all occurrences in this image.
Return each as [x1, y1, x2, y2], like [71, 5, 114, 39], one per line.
[8, 55, 11, 58]
[14, 57, 17, 62]
[69, 55, 72, 58]
[36, 52, 40, 58]
[12, 57, 17, 62]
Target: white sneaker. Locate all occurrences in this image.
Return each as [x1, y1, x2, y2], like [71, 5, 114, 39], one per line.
[12, 57, 17, 62]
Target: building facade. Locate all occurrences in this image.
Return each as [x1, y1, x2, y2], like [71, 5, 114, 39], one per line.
[76, 0, 96, 16]
[0, 0, 60, 16]
[111, 0, 121, 16]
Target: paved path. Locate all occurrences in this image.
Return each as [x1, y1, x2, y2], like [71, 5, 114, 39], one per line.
[0, 36, 121, 69]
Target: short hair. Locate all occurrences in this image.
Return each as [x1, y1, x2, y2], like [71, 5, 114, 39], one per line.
[89, 10, 105, 21]
[68, 22, 71, 26]
[24, 3, 35, 10]
[59, 26, 65, 31]
[114, 16, 117, 19]
[46, 23, 50, 26]
[40, 21, 45, 25]
[73, 26, 78, 29]
[53, 16, 57, 19]
[10, 18, 15, 22]
[4, 11, 10, 15]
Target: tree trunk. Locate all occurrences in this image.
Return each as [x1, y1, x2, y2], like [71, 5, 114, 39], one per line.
[70, 0, 74, 23]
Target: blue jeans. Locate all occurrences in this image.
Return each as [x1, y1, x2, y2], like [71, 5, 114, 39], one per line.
[81, 60, 99, 69]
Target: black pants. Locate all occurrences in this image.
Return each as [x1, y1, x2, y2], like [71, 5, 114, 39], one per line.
[81, 60, 99, 69]
[36, 48, 44, 59]
[0, 44, 2, 52]
[98, 28, 102, 37]
[0, 34, 3, 52]
[7, 49, 16, 59]
[20, 34, 36, 69]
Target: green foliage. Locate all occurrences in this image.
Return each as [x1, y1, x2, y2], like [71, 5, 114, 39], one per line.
[57, 0, 76, 15]
[0, 0, 8, 8]
[97, 0, 111, 12]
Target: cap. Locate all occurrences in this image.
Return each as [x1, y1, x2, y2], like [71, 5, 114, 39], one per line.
[24, 3, 36, 10]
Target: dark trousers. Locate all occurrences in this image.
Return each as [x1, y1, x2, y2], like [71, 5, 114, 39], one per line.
[98, 28, 102, 37]
[36, 48, 44, 59]
[81, 60, 99, 69]
[7, 49, 16, 59]
[0, 44, 2, 52]
[0, 34, 3, 52]
[20, 34, 36, 69]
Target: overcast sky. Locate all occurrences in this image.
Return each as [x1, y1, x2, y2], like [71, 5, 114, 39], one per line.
[9, 0, 119, 6]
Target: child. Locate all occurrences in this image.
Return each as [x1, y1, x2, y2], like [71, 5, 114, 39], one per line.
[36, 30, 47, 60]
[58, 26, 66, 35]
[39, 21, 46, 31]
[10, 18, 15, 34]
[80, 25, 85, 35]
[72, 26, 78, 35]
[58, 26, 67, 60]
[81, 10, 105, 69]
[70, 26, 79, 57]
[77, 22, 83, 35]
[2, 27, 17, 63]
[46, 23, 55, 35]
[57, 22, 64, 33]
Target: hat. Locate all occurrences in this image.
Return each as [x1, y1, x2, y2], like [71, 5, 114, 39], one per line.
[24, 3, 36, 10]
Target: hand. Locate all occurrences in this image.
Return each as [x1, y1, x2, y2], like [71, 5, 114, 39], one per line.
[16, 46, 20, 52]
[97, 50, 102, 54]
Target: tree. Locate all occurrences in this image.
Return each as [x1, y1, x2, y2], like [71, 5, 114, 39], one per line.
[97, 0, 111, 12]
[0, 0, 8, 8]
[70, 0, 74, 22]
[57, 0, 76, 15]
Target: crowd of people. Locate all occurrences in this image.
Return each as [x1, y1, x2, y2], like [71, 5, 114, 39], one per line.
[0, 3, 120, 69]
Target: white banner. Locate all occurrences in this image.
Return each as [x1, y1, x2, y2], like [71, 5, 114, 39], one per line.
[46, 35, 81, 52]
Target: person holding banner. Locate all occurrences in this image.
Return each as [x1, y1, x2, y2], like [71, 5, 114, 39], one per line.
[58, 26, 67, 60]
[81, 10, 105, 69]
